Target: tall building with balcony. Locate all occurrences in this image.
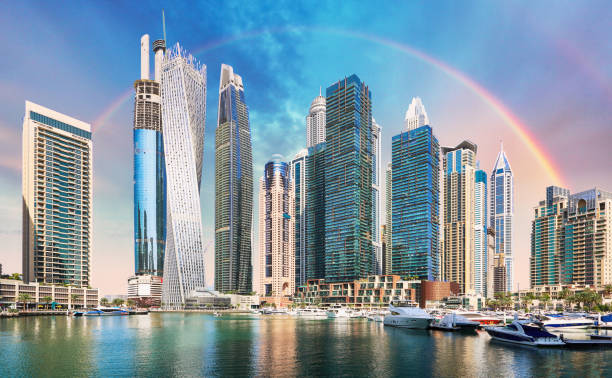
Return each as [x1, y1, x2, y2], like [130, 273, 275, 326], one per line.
[291, 149, 308, 288]
[474, 169, 487, 296]
[385, 162, 392, 275]
[324, 75, 373, 282]
[305, 142, 326, 280]
[442, 141, 477, 294]
[160, 43, 207, 307]
[133, 34, 166, 279]
[215, 64, 253, 294]
[372, 118, 382, 275]
[489, 143, 514, 291]
[22, 101, 92, 287]
[390, 124, 440, 280]
[306, 88, 326, 148]
[258, 159, 295, 297]
[531, 186, 612, 287]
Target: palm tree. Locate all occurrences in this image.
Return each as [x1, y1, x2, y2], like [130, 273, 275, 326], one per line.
[523, 293, 536, 310]
[604, 285, 612, 298]
[100, 297, 109, 306]
[112, 298, 125, 307]
[69, 294, 79, 310]
[540, 293, 551, 310]
[126, 299, 135, 308]
[17, 293, 32, 311]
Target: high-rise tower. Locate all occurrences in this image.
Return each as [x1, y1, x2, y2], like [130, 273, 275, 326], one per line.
[442, 141, 477, 294]
[215, 64, 254, 294]
[391, 125, 440, 280]
[306, 88, 326, 148]
[404, 97, 429, 131]
[489, 143, 514, 291]
[474, 169, 487, 296]
[258, 158, 295, 297]
[291, 149, 308, 287]
[372, 118, 382, 275]
[160, 43, 207, 308]
[385, 162, 392, 275]
[133, 35, 166, 278]
[324, 75, 373, 282]
[22, 101, 92, 286]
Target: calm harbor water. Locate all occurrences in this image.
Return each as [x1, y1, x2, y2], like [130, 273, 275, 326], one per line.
[2, 313, 612, 377]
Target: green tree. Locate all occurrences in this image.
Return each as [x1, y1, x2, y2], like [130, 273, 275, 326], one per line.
[522, 293, 536, 310]
[70, 294, 79, 310]
[42, 296, 53, 310]
[126, 299, 135, 308]
[540, 293, 551, 310]
[112, 298, 125, 307]
[9, 273, 21, 281]
[18, 293, 32, 311]
[100, 297, 109, 306]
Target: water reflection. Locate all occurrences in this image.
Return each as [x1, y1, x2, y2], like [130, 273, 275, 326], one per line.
[2, 315, 612, 376]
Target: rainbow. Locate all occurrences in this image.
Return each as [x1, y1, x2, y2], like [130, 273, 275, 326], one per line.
[92, 26, 564, 185]
[92, 88, 132, 133]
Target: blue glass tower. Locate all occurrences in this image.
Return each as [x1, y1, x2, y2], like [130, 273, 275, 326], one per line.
[390, 125, 439, 280]
[133, 78, 166, 277]
[324, 75, 373, 283]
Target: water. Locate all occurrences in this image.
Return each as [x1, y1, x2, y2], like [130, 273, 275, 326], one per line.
[2, 314, 612, 377]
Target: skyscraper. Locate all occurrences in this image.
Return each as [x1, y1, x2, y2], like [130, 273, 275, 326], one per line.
[22, 101, 92, 286]
[306, 88, 326, 148]
[391, 125, 440, 280]
[160, 43, 207, 307]
[442, 141, 477, 294]
[324, 75, 373, 282]
[291, 149, 308, 287]
[474, 169, 487, 296]
[258, 158, 295, 297]
[372, 118, 382, 275]
[133, 34, 166, 278]
[530, 186, 612, 287]
[305, 142, 326, 280]
[215, 64, 253, 294]
[489, 143, 514, 291]
[404, 97, 429, 131]
[385, 162, 392, 275]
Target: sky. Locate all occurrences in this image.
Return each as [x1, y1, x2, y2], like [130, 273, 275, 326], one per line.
[0, 1, 611, 295]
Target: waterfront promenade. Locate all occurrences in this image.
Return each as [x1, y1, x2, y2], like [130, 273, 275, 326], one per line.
[2, 313, 612, 376]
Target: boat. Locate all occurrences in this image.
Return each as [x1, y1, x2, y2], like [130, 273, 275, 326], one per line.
[594, 314, 612, 329]
[213, 311, 222, 317]
[366, 310, 388, 322]
[327, 304, 351, 319]
[296, 307, 327, 318]
[537, 314, 594, 329]
[434, 312, 480, 331]
[454, 311, 503, 326]
[485, 320, 565, 347]
[383, 301, 433, 329]
[74, 307, 129, 316]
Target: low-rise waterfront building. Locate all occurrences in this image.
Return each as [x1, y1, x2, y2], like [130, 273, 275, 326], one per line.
[0, 278, 98, 310]
[185, 288, 260, 310]
[127, 275, 162, 307]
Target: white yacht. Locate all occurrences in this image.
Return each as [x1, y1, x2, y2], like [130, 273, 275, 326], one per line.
[297, 307, 327, 318]
[537, 314, 594, 329]
[436, 312, 480, 330]
[327, 304, 351, 319]
[383, 301, 433, 329]
[485, 320, 565, 347]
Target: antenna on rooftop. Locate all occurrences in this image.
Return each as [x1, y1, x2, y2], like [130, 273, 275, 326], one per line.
[162, 9, 167, 42]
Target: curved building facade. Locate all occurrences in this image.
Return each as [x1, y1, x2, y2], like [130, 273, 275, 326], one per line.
[160, 43, 207, 308]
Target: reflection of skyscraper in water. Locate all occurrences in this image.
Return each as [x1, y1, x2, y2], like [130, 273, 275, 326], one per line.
[257, 318, 297, 376]
[160, 42, 207, 308]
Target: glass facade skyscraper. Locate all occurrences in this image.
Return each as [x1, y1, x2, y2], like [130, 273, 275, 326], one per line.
[474, 169, 487, 296]
[390, 125, 440, 280]
[215, 64, 254, 294]
[306, 88, 326, 148]
[385, 162, 392, 275]
[291, 149, 308, 287]
[324, 75, 373, 283]
[160, 43, 207, 308]
[133, 36, 166, 278]
[489, 144, 513, 291]
[22, 101, 92, 286]
[305, 142, 326, 280]
[372, 118, 382, 275]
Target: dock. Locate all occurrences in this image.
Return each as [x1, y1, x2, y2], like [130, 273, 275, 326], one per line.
[563, 339, 612, 348]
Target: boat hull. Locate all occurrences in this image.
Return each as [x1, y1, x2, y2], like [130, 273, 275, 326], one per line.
[384, 315, 432, 329]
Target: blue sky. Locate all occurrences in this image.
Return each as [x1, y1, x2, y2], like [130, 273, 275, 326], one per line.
[1, 1, 611, 294]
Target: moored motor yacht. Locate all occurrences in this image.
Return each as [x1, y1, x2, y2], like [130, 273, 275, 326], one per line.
[454, 311, 503, 326]
[537, 314, 594, 329]
[485, 320, 565, 347]
[74, 307, 129, 316]
[327, 304, 351, 319]
[383, 301, 433, 329]
[297, 307, 327, 318]
[438, 312, 480, 330]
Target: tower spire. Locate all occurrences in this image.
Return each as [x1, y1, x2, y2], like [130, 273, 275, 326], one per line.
[162, 9, 167, 42]
[500, 140, 504, 152]
[319, 86, 322, 96]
